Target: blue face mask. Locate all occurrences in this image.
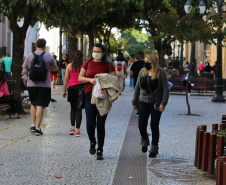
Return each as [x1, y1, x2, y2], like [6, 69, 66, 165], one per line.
[144, 63, 152, 70]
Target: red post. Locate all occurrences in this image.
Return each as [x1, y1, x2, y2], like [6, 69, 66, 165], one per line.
[208, 134, 217, 174]
[222, 115, 226, 120]
[223, 162, 226, 185]
[216, 157, 226, 185]
[222, 120, 226, 123]
[220, 123, 226, 130]
[217, 135, 225, 158]
[195, 126, 202, 167]
[197, 130, 204, 169]
[201, 125, 207, 132]
[201, 132, 210, 171]
[212, 123, 218, 134]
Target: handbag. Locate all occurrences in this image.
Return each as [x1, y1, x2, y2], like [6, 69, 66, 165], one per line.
[146, 73, 162, 111]
[77, 85, 85, 109]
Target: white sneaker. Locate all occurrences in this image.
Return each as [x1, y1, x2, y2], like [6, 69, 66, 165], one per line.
[188, 93, 191, 96]
[191, 83, 194, 87]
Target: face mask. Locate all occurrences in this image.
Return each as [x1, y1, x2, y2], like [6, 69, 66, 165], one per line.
[144, 63, 152, 70]
[92, 52, 102, 60]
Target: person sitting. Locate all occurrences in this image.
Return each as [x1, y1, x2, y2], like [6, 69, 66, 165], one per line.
[0, 70, 20, 118]
[205, 62, 212, 73]
[164, 66, 173, 90]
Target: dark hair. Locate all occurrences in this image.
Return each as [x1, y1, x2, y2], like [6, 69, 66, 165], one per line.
[137, 51, 144, 59]
[72, 50, 84, 71]
[36, 39, 46, 48]
[93, 43, 107, 62]
[117, 51, 124, 61]
[130, 54, 135, 58]
[0, 71, 5, 88]
[53, 55, 57, 60]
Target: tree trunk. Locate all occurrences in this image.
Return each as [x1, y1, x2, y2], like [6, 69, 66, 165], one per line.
[12, 32, 26, 114]
[87, 30, 94, 57]
[155, 40, 165, 67]
[186, 76, 191, 115]
[68, 31, 78, 63]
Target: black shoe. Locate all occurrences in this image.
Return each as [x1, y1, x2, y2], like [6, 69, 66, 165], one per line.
[35, 129, 43, 136]
[149, 152, 157, 158]
[142, 146, 148, 153]
[89, 142, 96, 155]
[136, 111, 139, 117]
[96, 150, 103, 160]
[140, 138, 150, 153]
[30, 126, 36, 132]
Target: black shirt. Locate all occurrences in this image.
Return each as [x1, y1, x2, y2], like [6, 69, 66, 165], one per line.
[60, 59, 68, 69]
[140, 76, 158, 94]
[172, 60, 180, 70]
[130, 60, 145, 86]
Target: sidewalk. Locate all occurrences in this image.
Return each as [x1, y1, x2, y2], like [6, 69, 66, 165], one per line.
[0, 78, 225, 184]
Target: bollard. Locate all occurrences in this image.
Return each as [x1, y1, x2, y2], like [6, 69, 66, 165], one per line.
[217, 135, 225, 158]
[216, 157, 226, 185]
[197, 130, 204, 169]
[222, 120, 226, 123]
[222, 115, 226, 121]
[201, 125, 207, 132]
[220, 123, 226, 130]
[212, 123, 218, 134]
[208, 134, 217, 174]
[201, 132, 210, 172]
[223, 162, 226, 185]
[195, 126, 202, 167]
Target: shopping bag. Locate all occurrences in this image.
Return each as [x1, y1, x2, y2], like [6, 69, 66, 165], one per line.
[93, 78, 105, 99]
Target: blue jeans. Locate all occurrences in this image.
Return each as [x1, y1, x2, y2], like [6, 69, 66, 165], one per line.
[85, 92, 108, 150]
[168, 81, 173, 90]
[61, 68, 66, 82]
[130, 76, 134, 87]
[138, 101, 162, 146]
[5, 72, 11, 80]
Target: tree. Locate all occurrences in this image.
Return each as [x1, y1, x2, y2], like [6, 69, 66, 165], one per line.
[0, 0, 46, 113]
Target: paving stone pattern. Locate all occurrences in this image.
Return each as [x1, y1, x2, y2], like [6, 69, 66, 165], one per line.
[0, 78, 224, 185]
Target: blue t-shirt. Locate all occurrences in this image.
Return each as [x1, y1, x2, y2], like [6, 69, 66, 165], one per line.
[1, 57, 12, 72]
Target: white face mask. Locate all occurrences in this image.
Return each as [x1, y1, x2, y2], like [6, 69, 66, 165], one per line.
[92, 52, 102, 60]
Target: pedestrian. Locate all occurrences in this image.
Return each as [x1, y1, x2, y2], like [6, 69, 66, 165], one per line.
[127, 54, 135, 89]
[184, 61, 190, 73]
[172, 56, 181, 72]
[60, 54, 68, 82]
[78, 43, 116, 160]
[164, 66, 173, 90]
[114, 52, 127, 95]
[50, 55, 58, 88]
[132, 54, 169, 158]
[22, 38, 58, 136]
[198, 61, 205, 77]
[63, 50, 84, 137]
[130, 51, 145, 116]
[0, 70, 20, 119]
[1, 53, 12, 80]
[204, 62, 212, 73]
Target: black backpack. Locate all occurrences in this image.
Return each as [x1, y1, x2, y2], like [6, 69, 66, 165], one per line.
[0, 61, 5, 72]
[29, 52, 48, 82]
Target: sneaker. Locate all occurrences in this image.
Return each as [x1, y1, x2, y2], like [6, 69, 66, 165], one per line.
[35, 129, 43, 136]
[69, 128, 75, 135]
[149, 145, 158, 158]
[141, 138, 150, 153]
[188, 93, 191, 96]
[96, 150, 103, 160]
[136, 111, 139, 117]
[30, 126, 36, 132]
[75, 131, 82, 137]
[89, 142, 96, 155]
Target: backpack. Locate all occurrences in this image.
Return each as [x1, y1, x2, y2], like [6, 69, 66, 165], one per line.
[116, 61, 123, 71]
[29, 52, 48, 82]
[0, 61, 5, 72]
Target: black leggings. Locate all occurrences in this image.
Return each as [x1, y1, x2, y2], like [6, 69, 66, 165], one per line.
[70, 102, 82, 129]
[0, 95, 16, 113]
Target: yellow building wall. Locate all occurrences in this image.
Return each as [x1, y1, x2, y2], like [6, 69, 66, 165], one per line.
[222, 47, 226, 78]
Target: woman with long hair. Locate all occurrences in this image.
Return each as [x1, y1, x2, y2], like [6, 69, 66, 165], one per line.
[132, 54, 169, 158]
[63, 50, 84, 136]
[0, 71, 20, 118]
[79, 43, 116, 160]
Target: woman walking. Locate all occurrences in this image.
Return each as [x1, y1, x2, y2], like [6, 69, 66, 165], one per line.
[0, 70, 20, 119]
[132, 54, 169, 158]
[63, 50, 84, 136]
[79, 43, 116, 160]
[127, 54, 135, 89]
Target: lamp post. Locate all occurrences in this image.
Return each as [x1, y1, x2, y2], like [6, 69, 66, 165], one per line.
[56, 18, 63, 85]
[212, 0, 225, 102]
[184, 0, 206, 76]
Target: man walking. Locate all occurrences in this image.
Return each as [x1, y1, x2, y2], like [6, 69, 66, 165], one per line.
[1, 53, 12, 80]
[22, 39, 58, 136]
[60, 54, 68, 82]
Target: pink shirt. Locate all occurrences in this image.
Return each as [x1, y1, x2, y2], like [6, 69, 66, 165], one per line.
[198, 64, 205, 71]
[68, 66, 82, 88]
[0, 81, 10, 97]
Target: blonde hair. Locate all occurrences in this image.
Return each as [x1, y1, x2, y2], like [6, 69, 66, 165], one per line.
[141, 54, 160, 79]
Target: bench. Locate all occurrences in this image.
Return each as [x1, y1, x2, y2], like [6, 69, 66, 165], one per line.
[170, 76, 208, 93]
[0, 80, 16, 117]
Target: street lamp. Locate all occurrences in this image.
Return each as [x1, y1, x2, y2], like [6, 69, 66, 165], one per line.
[184, 0, 206, 76]
[211, 0, 225, 102]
